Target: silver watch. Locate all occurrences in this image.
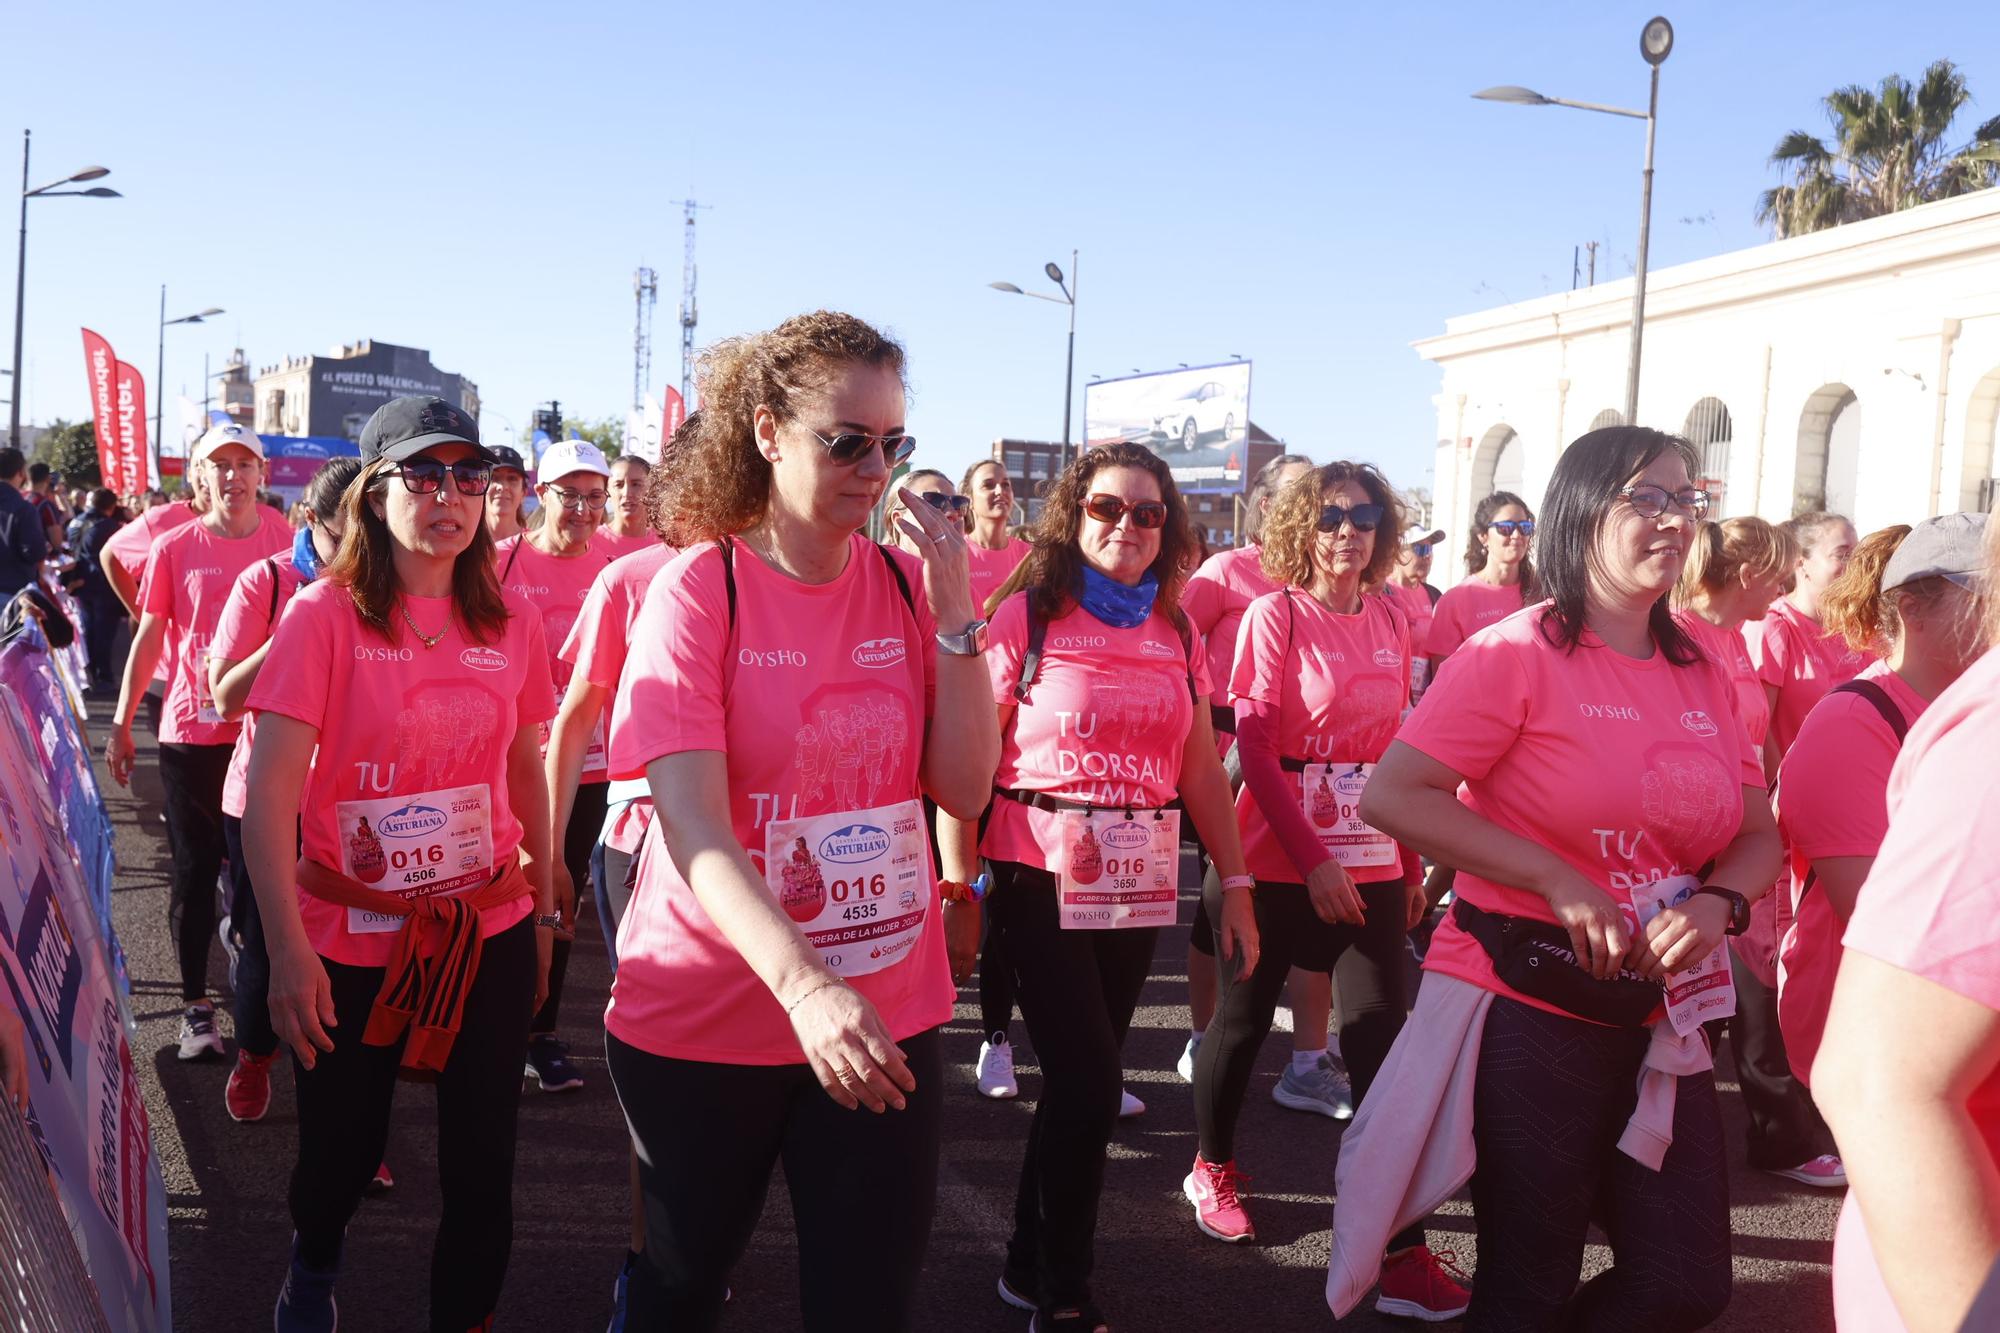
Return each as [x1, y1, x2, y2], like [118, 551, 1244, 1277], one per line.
[936, 619, 990, 656]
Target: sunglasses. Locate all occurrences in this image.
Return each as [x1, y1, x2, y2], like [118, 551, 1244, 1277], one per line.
[807, 427, 917, 468]
[1081, 493, 1169, 530]
[1487, 519, 1535, 538]
[395, 459, 493, 497]
[1410, 542, 1433, 557]
[916, 492, 972, 516]
[1618, 484, 1711, 521]
[1316, 503, 1384, 533]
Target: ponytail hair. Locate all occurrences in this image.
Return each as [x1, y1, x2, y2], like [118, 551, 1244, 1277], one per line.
[1818, 525, 1911, 655]
[1675, 516, 1797, 612]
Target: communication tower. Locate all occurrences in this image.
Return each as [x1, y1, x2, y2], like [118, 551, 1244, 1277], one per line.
[632, 267, 658, 415]
[671, 199, 711, 403]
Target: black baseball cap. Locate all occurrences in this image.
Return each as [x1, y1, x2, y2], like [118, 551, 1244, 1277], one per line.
[487, 445, 527, 474]
[358, 396, 492, 465]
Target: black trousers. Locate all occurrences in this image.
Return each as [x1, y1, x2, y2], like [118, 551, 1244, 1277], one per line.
[1723, 948, 1831, 1169]
[592, 832, 638, 972]
[1467, 996, 1732, 1332]
[290, 916, 536, 1333]
[159, 742, 232, 1002]
[531, 778, 607, 1034]
[1192, 876, 1422, 1249]
[607, 1027, 943, 1332]
[977, 894, 1017, 1040]
[219, 815, 278, 1058]
[76, 596, 124, 689]
[987, 859, 1156, 1310]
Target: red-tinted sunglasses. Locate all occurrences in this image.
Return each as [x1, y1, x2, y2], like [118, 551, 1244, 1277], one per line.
[1081, 493, 1168, 529]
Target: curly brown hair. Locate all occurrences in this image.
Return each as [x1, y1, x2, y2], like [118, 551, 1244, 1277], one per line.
[656, 312, 907, 544]
[326, 457, 509, 646]
[987, 442, 1197, 630]
[640, 410, 700, 545]
[1257, 461, 1404, 591]
[1816, 523, 1969, 655]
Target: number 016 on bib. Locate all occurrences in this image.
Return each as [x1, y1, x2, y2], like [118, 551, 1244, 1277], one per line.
[1057, 809, 1180, 931]
[763, 799, 930, 979]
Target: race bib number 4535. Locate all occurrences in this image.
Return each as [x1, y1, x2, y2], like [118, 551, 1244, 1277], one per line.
[764, 799, 929, 979]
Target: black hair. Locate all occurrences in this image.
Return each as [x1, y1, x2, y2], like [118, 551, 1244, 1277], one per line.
[303, 456, 364, 525]
[27, 461, 50, 485]
[1536, 426, 1702, 665]
[0, 448, 23, 481]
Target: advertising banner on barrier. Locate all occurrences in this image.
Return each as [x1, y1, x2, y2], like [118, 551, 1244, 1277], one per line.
[1082, 361, 1253, 495]
[0, 624, 170, 1332]
[81, 329, 122, 486]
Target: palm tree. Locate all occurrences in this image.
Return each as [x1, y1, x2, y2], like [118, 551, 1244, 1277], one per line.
[1757, 60, 2000, 238]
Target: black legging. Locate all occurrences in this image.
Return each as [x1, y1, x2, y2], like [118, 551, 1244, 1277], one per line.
[1723, 948, 1832, 1168]
[987, 858, 1156, 1311]
[532, 778, 608, 1034]
[1192, 874, 1419, 1247]
[159, 741, 232, 1002]
[977, 902, 1016, 1039]
[1468, 995, 1732, 1331]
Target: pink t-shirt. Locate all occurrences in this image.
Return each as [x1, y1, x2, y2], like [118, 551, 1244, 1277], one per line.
[1229, 589, 1409, 884]
[1675, 611, 1772, 749]
[561, 543, 679, 691]
[496, 534, 614, 780]
[1425, 577, 1526, 662]
[967, 536, 1032, 613]
[1830, 645, 2000, 1332]
[981, 591, 1213, 872]
[1400, 602, 1763, 1020]
[101, 499, 196, 583]
[1774, 661, 1925, 1086]
[247, 580, 557, 965]
[1182, 545, 1280, 706]
[210, 553, 309, 819]
[604, 534, 947, 1065]
[1746, 598, 1868, 756]
[137, 510, 292, 746]
[594, 528, 660, 562]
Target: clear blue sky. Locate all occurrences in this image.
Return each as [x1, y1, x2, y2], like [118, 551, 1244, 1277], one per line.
[6, 1, 1997, 494]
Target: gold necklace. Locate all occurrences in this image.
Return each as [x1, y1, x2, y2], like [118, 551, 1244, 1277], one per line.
[400, 600, 449, 649]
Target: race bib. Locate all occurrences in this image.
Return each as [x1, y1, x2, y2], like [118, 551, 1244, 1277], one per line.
[1409, 656, 1430, 704]
[336, 784, 495, 934]
[192, 632, 225, 725]
[763, 798, 929, 978]
[1057, 808, 1181, 930]
[1631, 873, 1737, 1036]
[1301, 763, 1395, 868]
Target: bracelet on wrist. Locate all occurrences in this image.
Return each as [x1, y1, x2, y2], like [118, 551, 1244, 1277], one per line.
[784, 976, 842, 1016]
[939, 873, 990, 904]
[1220, 874, 1255, 892]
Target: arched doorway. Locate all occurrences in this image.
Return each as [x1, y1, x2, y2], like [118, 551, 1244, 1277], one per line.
[1683, 397, 1735, 515]
[1795, 384, 1860, 517]
[1470, 424, 1519, 501]
[1587, 408, 1625, 433]
[1961, 366, 2000, 513]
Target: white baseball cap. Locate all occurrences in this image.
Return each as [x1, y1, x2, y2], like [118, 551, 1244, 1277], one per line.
[535, 439, 612, 484]
[191, 422, 267, 465]
[1402, 523, 1445, 547]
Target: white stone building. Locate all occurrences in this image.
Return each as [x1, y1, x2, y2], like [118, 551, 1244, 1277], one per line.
[1415, 189, 2000, 584]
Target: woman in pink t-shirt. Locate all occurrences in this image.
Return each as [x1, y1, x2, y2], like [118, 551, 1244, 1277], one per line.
[1778, 516, 1988, 1104]
[242, 397, 558, 1333]
[1362, 426, 1782, 1328]
[1814, 514, 2000, 1333]
[595, 452, 657, 559]
[1425, 489, 1536, 672]
[105, 424, 290, 1062]
[603, 313, 999, 1331]
[962, 457, 1032, 614]
[1747, 510, 1862, 772]
[937, 441, 1253, 1330]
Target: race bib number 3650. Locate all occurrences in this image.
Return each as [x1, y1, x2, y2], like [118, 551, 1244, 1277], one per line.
[1057, 809, 1180, 931]
[763, 799, 929, 979]
[337, 784, 494, 934]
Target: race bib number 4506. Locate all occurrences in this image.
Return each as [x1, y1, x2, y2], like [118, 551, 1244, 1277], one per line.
[1057, 809, 1180, 931]
[337, 784, 494, 934]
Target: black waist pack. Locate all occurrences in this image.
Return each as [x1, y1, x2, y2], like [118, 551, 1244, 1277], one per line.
[1451, 897, 1661, 1028]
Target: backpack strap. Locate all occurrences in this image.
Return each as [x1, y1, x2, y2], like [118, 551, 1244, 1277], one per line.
[266, 558, 281, 623]
[874, 541, 917, 617]
[1794, 677, 1910, 903]
[1014, 602, 1048, 703]
[500, 538, 524, 586]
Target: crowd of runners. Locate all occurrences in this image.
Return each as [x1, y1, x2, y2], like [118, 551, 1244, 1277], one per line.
[10, 306, 1999, 1333]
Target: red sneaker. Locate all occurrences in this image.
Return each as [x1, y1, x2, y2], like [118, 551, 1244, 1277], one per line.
[1375, 1245, 1471, 1322]
[225, 1050, 274, 1123]
[369, 1161, 395, 1194]
[1182, 1154, 1256, 1243]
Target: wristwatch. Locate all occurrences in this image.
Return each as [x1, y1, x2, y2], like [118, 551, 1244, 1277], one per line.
[533, 911, 564, 930]
[937, 618, 990, 657]
[1694, 887, 1750, 936]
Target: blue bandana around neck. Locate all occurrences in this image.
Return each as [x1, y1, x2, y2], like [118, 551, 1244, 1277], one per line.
[1075, 565, 1160, 629]
[292, 524, 323, 581]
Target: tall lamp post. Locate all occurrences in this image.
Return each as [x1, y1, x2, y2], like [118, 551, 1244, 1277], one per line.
[1475, 16, 1673, 425]
[157, 289, 223, 468]
[988, 249, 1079, 471]
[11, 129, 120, 448]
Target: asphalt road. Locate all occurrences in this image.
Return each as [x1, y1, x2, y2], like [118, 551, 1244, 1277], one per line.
[88, 695, 1841, 1332]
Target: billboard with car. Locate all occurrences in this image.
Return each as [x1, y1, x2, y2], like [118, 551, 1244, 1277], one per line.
[1082, 361, 1252, 494]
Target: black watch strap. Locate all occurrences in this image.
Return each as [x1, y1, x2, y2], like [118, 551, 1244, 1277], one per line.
[1695, 887, 1749, 935]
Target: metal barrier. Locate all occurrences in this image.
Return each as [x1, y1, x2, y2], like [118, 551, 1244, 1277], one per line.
[0, 1099, 115, 1333]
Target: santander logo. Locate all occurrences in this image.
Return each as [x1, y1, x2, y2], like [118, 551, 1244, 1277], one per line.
[852, 637, 906, 669]
[460, 646, 509, 672]
[1679, 710, 1719, 738]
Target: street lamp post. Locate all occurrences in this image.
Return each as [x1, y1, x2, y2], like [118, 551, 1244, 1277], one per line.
[1475, 16, 1673, 426]
[156, 288, 223, 470]
[988, 249, 1079, 471]
[10, 129, 120, 448]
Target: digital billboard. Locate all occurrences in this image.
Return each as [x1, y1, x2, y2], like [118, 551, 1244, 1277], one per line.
[1083, 361, 1252, 494]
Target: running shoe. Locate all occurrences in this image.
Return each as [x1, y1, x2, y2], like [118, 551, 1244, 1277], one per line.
[1183, 1154, 1256, 1243]
[217, 914, 240, 991]
[1117, 1088, 1144, 1118]
[1374, 1245, 1471, 1322]
[525, 1034, 585, 1092]
[1767, 1154, 1847, 1188]
[177, 1002, 225, 1062]
[368, 1161, 394, 1194]
[1028, 1305, 1110, 1332]
[997, 1268, 1039, 1311]
[1176, 1032, 1202, 1084]
[606, 1249, 638, 1333]
[1271, 1053, 1353, 1120]
[976, 1036, 1020, 1099]
[225, 1049, 274, 1122]
[274, 1234, 339, 1333]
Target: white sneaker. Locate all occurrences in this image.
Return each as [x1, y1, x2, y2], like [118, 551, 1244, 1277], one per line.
[1176, 1033, 1202, 1084]
[177, 1002, 226, 1061]
[1118, 1088, 1145, 1118]
[975, 1036, 1019, 1099]
[217, 915, 240, 991]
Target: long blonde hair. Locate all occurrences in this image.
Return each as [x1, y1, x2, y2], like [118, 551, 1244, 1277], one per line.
[1675, 517, 1797, 613]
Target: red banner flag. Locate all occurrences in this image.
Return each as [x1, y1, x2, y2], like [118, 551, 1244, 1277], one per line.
[661, 386, 686, 440]
[113, 361, 151, 495]
[80, 329, 120, 485]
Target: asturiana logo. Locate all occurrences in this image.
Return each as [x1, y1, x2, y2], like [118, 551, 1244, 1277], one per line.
[1139, 640, 1178, 660]
[1373, 648, 1402, 669]
[1679, 710, 1719, 738]
[377, 804, 448, 839]
[852, 637, 906, 669]
[1101, 821, 1151, 851]
[460, 646, 508, 672]
[819, 823, 891, 864]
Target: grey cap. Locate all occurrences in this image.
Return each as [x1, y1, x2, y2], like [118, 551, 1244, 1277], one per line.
[358, 395, 490, 465]
[1882, 512, 1989, 591]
